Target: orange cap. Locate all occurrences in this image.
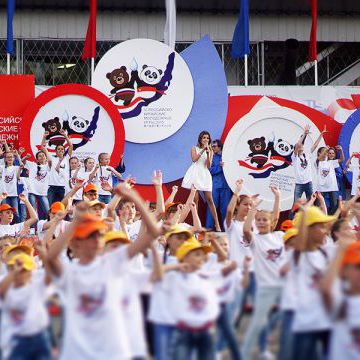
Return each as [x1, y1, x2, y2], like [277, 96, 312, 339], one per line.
[280, 220, 294, 232]
[0, 204, 15, 213]
[50, 202, 65, 214]
[84, 183, 98, 193]
[165, 202, 181, 212]
[74, 214, 108, 239]
[342, 242, 360, 267]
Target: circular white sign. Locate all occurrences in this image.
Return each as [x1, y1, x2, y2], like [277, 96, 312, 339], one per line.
[222, 100, 325, 211]
[92, 39, 194, 144]
[30, 95, 116, 161]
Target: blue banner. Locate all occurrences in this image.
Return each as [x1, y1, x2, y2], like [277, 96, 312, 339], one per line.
[231, 0, 250, 58]
[7, 0, 15, 55]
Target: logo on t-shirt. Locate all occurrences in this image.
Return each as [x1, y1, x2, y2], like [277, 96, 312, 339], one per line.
[321, 169, 330, 178]
[35, 170, 48, 182]
[9, 307, 25, 325]
[4, 174, 14, 183]
[217, 281, 232, 296]
[266, 248, 283, 262]
[77, 285, 106, 317]
[188, 296, 207, 313]
[300, 154, 308, 169]
[310, 270, 323, 289]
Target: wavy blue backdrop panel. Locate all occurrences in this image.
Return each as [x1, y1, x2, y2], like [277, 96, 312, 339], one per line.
[122, 35, 228, 184]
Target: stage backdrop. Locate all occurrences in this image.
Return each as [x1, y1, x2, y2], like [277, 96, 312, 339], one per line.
[0, 75, 34, 148]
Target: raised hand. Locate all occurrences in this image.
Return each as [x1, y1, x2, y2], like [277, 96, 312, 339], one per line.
[269, 185, 280, 197]
[18, 193, 27, 202]
[321, 125, 328, 135]
[0, 192, 8, 201]
[101, 181, 112, 193]
[171, 185, 178, 193]
[304, 124, 311, 135]
[234, 179, 244, 194]
[152, 170, 163, 187]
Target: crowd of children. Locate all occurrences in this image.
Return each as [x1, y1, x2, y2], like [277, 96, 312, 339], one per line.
[0, 126, 358, 360]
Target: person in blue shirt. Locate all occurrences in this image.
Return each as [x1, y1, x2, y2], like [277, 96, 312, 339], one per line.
[205, 139, 232, 230]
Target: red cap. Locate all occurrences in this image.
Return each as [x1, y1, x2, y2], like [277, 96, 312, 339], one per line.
[0, 204, 15, 213]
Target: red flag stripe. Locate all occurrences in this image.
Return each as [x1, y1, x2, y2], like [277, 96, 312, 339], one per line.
[82, 0, 97, 61]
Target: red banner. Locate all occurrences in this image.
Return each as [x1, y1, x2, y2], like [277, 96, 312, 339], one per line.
[0, 75, 35, 148]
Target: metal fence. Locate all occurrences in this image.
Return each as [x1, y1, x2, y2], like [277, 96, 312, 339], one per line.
[1, 38, 359, 86]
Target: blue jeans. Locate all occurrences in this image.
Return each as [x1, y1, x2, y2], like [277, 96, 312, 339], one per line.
[99, 194, 112, 204]
[47, 186, 65, 206]
[29, 193, 50, 220]
[3, 196, 19, 224]
[216, 304, 241, 359]
[292, 330, 330, 360]
[278, 310, 295, 360]
[9, 330, 51, 360]
[322, 192, 338, 215]
[293, 182, 313, 203]
[18, 203, 27, 223]
[153, 324, 175, 360]
[242, 287, 281, 359]
[259, 308, 281, 352]
[206, 186, 232, 229]
[170, 328, 215, 360]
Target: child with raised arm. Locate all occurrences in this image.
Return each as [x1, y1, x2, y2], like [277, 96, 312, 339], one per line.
[292, 125, 327, 206]
[0, 252, 51, 359]
[315, 145, 344, 215]
[346, 152, 360, 197]
[0, 194, 38, 237]
[24, 149, 50, 220]
[290, 206, 337, 360]
[46, 184, 161, 359]
[241, 186, 286, 359]
[44, 130, 73, 205]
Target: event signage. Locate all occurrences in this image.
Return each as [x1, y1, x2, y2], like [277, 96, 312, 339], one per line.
[0, 75, 34, 147]
[92, 38, 194, 144]
[20, 84, 125, 165]
[222, 96, 337, 211]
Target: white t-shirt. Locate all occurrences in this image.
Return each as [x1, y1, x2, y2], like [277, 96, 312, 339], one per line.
[120, 270, 150, 358]
[250, 231, 286, 288]
[280, 250, 297, 311]
[96, 166, 113, 196]
[2, 274, 49, 337]
[329, 295, 360, 360]
[126, 220, 142, 242]
[26, 162, 50, 196]
[224, 219, 254, 271]
[162, 270, 220, 328]
[55, 246, 131, 360]
[66, 169, 84, 201]
[0, 222, 25, 237]
[316, 159, 339, 192]
[292, 248, 334, 332]
[37, 219, 70, 241]
[48, 155, 69, 187]
[292, 151, 312, 185]
[148, 255, 178, 325]
[1, 165, 19, 196]
[348, 165, 360, 196]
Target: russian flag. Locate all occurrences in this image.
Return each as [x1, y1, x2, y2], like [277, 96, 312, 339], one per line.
[82, 0, 97, 60]
[7, 0, 15, 55]
[231, 0, 250, 58]
[308, 0, 317, 62]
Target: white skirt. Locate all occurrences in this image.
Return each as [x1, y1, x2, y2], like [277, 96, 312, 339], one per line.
[182, 162, 212, 192]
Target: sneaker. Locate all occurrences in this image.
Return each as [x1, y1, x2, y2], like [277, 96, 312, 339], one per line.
[259, 350, 275, 360]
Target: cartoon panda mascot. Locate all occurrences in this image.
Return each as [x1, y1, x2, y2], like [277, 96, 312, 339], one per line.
[62, 106, 100, 151]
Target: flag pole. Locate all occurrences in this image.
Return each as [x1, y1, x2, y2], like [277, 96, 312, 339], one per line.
[314, 59, 318, 86]
[6, 53, 10, 75]
[244, 54, 248, 86]
[91, 57, 94, 84]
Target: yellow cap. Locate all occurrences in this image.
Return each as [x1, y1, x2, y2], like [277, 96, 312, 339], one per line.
[176, 239, 212, 261]
[164, 224, 193, 241]
[103, 230, 130, 244]
[293, 206, 336, 227]
[87, 200, 106, 209]
[283, 228, 299, 242]
[7, 253, 36, 271]
[2, 244, 34, 259]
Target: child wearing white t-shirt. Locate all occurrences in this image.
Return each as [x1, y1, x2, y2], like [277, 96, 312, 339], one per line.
[291, 206, 337, 360]
[0, 253, 51, 359]
[46, 184, 162, 360]
[25, 150, 51, 220]
[241, 186, 286, 359]
[292, 125, 326, 206]
[315, 146, 344, 215]
[346, 152, 360, 196]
